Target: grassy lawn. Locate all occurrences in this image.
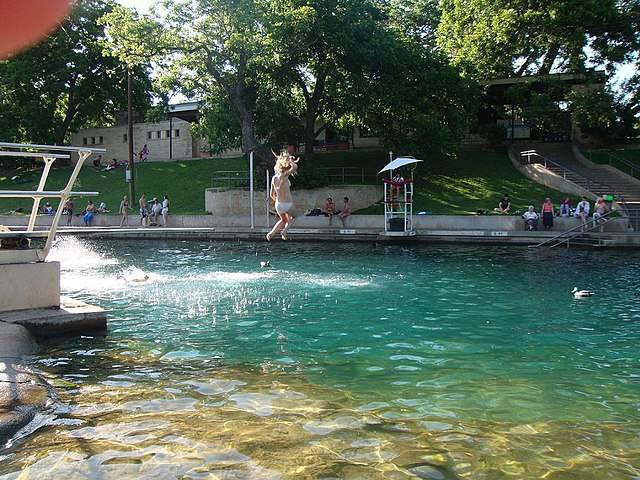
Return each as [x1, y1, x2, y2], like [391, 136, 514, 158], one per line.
[0, 157, 246, 215]
[357, 149, 568, 215]
[0, 149, 567, 216]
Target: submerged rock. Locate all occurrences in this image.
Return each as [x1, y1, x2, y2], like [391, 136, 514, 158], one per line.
[0, 322, 53, 446]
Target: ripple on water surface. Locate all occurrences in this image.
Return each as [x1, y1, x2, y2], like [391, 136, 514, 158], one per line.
[8, 239, 637, 479]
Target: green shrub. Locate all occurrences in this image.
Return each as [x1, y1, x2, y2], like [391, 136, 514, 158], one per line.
[480, 124, 507, 145]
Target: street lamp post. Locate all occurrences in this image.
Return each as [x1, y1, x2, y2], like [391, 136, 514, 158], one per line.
[127, 68, 136, 204]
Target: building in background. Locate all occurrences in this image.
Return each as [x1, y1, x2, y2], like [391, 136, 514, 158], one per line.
[71, 101, 382, 162]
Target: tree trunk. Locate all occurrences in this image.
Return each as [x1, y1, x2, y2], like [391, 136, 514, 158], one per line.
[539, 43, 560, 75]
[239, 111, 272, 167]
[301, 67, 328, 164]
[303, 110, 317, 164]
[56, 78, 78, 145]
[206, 51, 272, 169]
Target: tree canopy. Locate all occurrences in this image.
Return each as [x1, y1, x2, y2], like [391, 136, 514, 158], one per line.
[0, 0, 152, 146]
[437, 0, 640, 79]
[101, 0, 476, 164]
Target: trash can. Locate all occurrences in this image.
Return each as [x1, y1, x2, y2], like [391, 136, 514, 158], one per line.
[389, 217, 405, 232]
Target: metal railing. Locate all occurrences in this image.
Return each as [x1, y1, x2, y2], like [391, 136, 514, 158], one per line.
[317, 167, 377, 185]
[520, 149, 628, 208]
[211, 170, 250, 188]
[530, 209, 619, 249]
[594, 151, 640, 179]
[212, 167, 377, 187]
[0, 142, 103, 258]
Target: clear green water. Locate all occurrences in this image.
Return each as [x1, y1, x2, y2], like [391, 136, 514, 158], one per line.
[1, 238, 639, 479]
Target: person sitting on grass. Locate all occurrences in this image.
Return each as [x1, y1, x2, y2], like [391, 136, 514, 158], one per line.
[522, 206, 539, 231]
[103, 158, 119, 171]
[494, 194, 511, 214]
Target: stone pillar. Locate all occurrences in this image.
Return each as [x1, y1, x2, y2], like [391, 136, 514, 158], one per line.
[0, 262, 60, 313]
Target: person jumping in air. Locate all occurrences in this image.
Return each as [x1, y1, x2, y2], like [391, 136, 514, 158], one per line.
[266, 152, 299, 241]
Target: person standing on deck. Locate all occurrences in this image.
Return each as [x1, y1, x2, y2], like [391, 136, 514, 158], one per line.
[266, 152, 299, 241]
[63, 197, 73, 226]
[541, 197, 554, 230]
[139, 192, 148, 227]
[575, 196, 590, 230]
[119, 195, 129, 227]
[161, 195, 170, 226]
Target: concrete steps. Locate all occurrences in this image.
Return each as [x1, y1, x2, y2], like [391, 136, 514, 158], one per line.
[518, 143, 640, 203]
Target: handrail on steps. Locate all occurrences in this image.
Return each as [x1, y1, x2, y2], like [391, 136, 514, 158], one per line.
[520, 149, 628, 210]
[530, 209, 619, 249]
[604, 151, 640, 178]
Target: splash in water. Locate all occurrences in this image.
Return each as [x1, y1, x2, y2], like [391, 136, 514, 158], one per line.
[47, 236, 119, 271]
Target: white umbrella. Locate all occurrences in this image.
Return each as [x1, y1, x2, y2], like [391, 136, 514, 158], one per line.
[379, 157, 423, 174]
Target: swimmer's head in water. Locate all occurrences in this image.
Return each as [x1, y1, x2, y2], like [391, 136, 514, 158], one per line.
[274, 152, 298, 175]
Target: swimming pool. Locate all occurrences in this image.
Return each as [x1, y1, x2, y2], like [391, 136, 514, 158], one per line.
[1, 238, 638, 479]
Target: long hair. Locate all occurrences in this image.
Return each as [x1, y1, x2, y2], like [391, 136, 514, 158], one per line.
[274, 152, 298, 175]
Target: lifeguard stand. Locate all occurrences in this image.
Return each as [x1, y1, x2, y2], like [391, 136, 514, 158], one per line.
[380, 156, 423, 237]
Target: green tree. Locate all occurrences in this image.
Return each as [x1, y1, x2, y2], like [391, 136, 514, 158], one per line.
[568, 87, 637, 144]
[0, 0, 151, 145]
[103, 0, 476, 165]
[103, 0, 279, 165]
[437, 0, 640, 79]
[262, 0, 392, 162]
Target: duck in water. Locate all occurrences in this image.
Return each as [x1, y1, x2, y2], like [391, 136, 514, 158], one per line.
[572, 287, 594, 298]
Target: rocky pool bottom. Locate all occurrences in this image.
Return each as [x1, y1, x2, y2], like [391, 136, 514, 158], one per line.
[0, 238, 638, 479]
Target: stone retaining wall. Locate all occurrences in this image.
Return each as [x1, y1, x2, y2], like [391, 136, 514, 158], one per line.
[204, 185, 383, 216]
[0, 212, 629, 232]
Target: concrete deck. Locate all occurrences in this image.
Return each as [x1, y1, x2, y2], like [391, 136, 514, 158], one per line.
[3, 213, 639, 247]
[42, 225, 640, 248]
[0, 297, 107, 337]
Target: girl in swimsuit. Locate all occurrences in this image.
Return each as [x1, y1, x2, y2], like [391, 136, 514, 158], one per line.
[267, 152, 299, 241]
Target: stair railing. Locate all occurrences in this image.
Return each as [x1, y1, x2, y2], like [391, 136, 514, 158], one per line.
[605, 152, 640, 179]
[520, 149, 629, 212]
[530, 209, 619, 249]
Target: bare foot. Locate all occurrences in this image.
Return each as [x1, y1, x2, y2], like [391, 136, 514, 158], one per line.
[266, 232, 273, 241]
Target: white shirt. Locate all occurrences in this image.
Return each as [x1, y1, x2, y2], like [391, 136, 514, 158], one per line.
[522, 211, 538, 221]
[575, 200, 590, 215]
[162, 199, 169, 209]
